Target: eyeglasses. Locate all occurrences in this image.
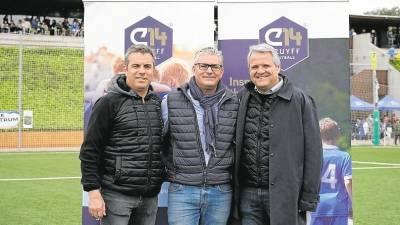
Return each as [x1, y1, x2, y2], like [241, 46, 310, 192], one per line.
[195, 63, 223, 72]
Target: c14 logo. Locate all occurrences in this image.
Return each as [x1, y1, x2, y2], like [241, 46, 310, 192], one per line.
[125, 16, 173, 65]
[259, 16, 308, 71]
[263, 27, 302, 47]
[131, 27, 168, 47]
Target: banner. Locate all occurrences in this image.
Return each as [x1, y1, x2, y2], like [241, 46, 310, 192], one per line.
[82, 1, 215, 224]
[218, 0, 351, 147]
[0, 111, 20, 129]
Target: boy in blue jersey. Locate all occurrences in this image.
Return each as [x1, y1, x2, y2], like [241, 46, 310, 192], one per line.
[311, 117, 353, 225]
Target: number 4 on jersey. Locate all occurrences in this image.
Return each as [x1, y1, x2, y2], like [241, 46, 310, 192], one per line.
[321, 164, 337, 189]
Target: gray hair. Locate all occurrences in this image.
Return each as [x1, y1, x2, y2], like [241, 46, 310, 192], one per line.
[193, 47, 224, 65]
[247, 43, 281, 66]
[124, 44, 156, 66]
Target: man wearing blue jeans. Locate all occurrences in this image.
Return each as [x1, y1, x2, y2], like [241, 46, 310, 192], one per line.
[161, 47, 239, 225]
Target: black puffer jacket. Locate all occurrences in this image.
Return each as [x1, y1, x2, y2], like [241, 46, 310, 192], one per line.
[80, 75, 164, 197]
[239, 89, 277, 188]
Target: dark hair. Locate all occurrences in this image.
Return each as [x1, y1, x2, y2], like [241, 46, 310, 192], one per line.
[124, 44, 156, 66]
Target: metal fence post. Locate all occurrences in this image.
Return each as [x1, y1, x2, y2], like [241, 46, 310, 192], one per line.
[18, 33, 23, 149]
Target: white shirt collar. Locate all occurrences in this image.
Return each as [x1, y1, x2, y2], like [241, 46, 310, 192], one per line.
[255, 77, 283, 95]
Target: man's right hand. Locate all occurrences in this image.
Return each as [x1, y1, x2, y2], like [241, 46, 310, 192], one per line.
[88, 189, 106, 220]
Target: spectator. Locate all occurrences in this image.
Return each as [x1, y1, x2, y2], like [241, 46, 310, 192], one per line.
[371, 29, 377, 45]
[363, 119, 369, 140]
[388, 27, 396, 47]
[394, 118, 400, 146]
[9, 19, 18, 33]
[71, 18, 80, 36]
[311, 117, 352, 225]
[356, 119, 364, 140]
[3, 15, 9, 25]
[31, 17, 38, 33]
[62, 18, 70, 35]
[388, 46, 396, 60]
[49, 19, 57, 35]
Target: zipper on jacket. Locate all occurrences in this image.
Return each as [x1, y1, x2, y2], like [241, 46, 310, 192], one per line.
[182, 90, 208, 186]
[192, 105, 208, 185]
[143, 97, 153, 186]
[256, 104, 263, 185]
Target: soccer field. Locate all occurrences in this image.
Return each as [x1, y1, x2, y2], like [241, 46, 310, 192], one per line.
[0, 147, 399, 225]
[351, 146, 400, 225]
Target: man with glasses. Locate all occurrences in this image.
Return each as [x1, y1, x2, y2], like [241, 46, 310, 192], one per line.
[229, 43, 322, 225]
[161, 47, 239, 225]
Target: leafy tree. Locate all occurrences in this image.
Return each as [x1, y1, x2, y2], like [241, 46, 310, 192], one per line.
[364, 7, 400, 16]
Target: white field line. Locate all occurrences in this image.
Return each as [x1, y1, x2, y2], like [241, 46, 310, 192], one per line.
[0, 176, 80, 181]
[0, 152, 78, 155]
[0, 157, 76, 160]
[352, 161, 400, 166]
[353, 166, 400, 170]
[353, 161, 400, 170]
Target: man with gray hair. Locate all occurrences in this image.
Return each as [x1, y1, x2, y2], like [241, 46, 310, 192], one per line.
[80, 44, 164, 225]
[161, 47, 239, 225]
[230, 43, 322, 225]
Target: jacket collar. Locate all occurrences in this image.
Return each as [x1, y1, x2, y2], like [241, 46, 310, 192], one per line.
[112, 74, 157, 99]
[178, 82, 236, 102]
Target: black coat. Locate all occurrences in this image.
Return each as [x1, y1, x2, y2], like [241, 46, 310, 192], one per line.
[80, 75, 164, 197]
[231, 75, 323, 225]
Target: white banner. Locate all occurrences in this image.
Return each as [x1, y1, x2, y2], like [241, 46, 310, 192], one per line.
[0, 111, 20, 129]
[82, 1, 215, 224]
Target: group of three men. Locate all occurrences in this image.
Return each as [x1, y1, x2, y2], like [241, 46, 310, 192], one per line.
[80, 43, 323, 225]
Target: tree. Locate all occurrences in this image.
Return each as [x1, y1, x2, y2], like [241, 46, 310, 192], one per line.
[364, 7, 400, 16]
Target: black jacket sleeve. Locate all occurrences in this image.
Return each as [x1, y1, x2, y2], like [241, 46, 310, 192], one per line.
[79, 96, 114, 192]
[299, 94, 323, 211]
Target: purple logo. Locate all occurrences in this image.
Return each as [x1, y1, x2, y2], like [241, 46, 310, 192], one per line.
[259, 16, 308, 71]
[125, 16, 173, 65]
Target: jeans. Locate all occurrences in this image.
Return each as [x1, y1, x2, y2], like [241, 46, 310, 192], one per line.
[101, 188, 158, 225]
[167, 183, 232, 225]
[240, 187, 307, 225]
[240, 187, 270, 225]
[310, 216, 348, 225]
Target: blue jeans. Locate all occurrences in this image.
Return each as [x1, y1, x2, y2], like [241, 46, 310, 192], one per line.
[240, 187, 270, 225]
[240, 187, 307, 225]
[167, 183, 232, 225]
[311, 216, 348, 225]
[101, 188, 158, 225]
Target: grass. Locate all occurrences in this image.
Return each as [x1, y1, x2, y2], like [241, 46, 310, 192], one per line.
[0, 147, 399, 225]
[351, 146, 400, 225]
[0, 152, 81, 225]
[0, 46, 84, 130]
[390, 58, 400, 71]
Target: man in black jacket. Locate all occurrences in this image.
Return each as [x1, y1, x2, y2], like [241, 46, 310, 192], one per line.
[230, 43, 322, 225]
[80, 44, 164, 225]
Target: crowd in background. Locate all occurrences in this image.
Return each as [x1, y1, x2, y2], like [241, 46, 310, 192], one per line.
[352, 113, 400, 145]
[0, 15, 83, 37]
